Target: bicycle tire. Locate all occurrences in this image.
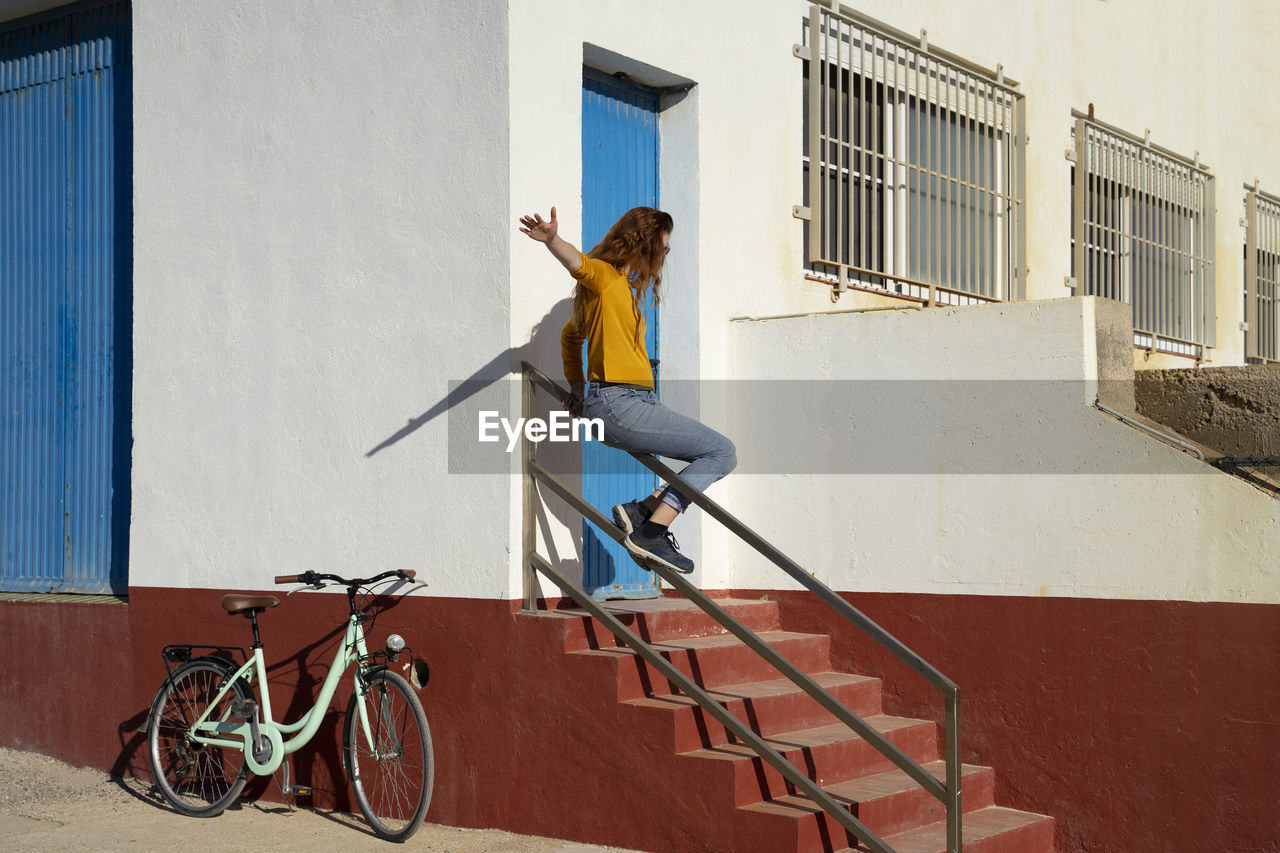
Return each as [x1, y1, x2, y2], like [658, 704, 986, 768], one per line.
[147, 657, 252, 817]
[344, 668, 433, 842]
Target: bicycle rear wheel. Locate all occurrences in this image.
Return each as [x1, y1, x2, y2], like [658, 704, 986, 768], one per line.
[344, 668, 433, 842]
[147, 657, 251, 816]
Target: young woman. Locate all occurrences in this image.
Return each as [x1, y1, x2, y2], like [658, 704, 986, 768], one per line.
[518, 205, 736, 574]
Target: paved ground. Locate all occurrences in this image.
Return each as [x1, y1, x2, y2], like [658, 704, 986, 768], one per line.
[0, 748, 640, 852]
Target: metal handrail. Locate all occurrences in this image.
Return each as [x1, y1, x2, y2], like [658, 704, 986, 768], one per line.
[1094, 399, 1205, 461]
[529, 551, 896, 852]
[520, 361, 963, 853]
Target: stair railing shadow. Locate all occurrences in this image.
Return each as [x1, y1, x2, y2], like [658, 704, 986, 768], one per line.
[533, 478, 594, 603]
[519, 361, 964, 853]
[366, 299, 597, 600]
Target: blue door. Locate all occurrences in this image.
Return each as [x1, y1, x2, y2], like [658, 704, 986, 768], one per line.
[581, 68, 660, 601]
[1, 3, 131, 594]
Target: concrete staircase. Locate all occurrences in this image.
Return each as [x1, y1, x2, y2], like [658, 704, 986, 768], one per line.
[535, 596, 1053, 853]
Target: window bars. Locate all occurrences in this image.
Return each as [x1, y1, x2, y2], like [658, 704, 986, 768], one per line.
[1245, 185, 1280, 363]
[797, 3, 1026, 306]
[1070, 114, 1216, 357]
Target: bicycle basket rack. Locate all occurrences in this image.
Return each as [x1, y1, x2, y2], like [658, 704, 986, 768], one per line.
[160, 644, 250, 681]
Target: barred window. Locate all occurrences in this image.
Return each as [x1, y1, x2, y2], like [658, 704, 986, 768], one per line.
[1070, 116, 1216, 357]
[1245, 186, 1280, 363]
[799, 5, 1026, 305]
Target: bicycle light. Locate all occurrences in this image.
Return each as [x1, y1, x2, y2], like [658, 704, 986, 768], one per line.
[385, 634, 406, 660]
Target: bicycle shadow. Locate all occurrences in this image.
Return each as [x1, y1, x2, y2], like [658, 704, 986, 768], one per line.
[118, 588, 421, 818]
[111, 709, 173, 808]
[111, 699, 272, 813]
[256, 589, 421, 808]
[116, 300, 604, 820]
[308, 806, 384, 838]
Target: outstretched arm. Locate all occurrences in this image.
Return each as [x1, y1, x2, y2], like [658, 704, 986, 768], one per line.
[519, 207, 583, 273]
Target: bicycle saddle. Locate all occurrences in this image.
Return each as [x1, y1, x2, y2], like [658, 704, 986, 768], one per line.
[220, 594, 280, 615]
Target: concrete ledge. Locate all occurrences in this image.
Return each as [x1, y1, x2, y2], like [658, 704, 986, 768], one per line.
[1092, 297, 1137, 412]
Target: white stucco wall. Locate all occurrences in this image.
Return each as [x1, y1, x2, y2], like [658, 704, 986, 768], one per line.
[129, 0, 512, 596]
[840, 0, 1280, 367]
[720, 297, 1280, 604]
[506, 0, 1279, 602]
[508, 0, 1280, 364]
[64, 0, 1273, 600]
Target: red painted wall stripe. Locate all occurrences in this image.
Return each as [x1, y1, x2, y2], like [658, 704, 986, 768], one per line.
[2, 588, 1276, 852]
[737, 589, 1280, 853]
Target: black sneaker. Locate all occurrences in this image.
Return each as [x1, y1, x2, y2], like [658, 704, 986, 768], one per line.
[624, 529, 695, 575]
[611, 502, 647, 536]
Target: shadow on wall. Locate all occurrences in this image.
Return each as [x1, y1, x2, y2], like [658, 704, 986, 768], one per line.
[363, 300, 572, 457]
[363, 298, 592, 595]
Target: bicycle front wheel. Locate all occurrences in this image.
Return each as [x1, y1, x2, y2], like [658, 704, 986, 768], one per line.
[147, 657, 251, 817]
[344, 668, 433, 842]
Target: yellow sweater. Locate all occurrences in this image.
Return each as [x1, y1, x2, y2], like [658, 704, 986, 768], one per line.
[560, 253, 654, 389]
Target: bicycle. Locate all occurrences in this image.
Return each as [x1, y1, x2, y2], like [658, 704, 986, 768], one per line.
[145, 569, 433, 842]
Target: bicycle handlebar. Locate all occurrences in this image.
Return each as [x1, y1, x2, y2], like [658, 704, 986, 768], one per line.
[273, 569, 418, 587]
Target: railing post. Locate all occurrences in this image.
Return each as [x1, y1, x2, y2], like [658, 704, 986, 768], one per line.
[1013, 97, 1028, 302]
[1072, 117, 1087, 296]
[521, 369, 537, 612]
[807, 8, 822, 268]
[1245, 186, 1259, 361]
[1201, 172, 1216, 349]
[946, 688, 962, 852]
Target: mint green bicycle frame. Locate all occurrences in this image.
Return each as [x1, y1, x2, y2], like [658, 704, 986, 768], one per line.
[184, 612, 381, 777]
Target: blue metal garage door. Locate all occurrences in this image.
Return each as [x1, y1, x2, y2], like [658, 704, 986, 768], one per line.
[1, 1, 131, 594]
[580, 68, 661, 601]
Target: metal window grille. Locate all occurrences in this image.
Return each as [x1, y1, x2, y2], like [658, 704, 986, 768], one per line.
[798, 3, 1026, 305]
[1245, 186, 1280, 363]
[1070, 115, 1216, 357]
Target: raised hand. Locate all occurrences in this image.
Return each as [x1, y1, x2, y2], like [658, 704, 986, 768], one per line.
[518, 207, 559, 244]
[519, 205, 581, 274]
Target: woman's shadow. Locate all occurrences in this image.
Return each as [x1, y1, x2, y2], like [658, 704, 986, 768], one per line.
[364, 299, 618, 601]
[362, 302, 568, 459]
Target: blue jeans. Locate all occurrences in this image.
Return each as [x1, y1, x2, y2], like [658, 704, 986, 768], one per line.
[582, 384, 737, 513]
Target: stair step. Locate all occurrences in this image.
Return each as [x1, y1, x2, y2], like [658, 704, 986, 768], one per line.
[530, 593, 1059, 851]
[739, 761, 995, 851]
[551, 597, 781, 652]
[624, 672, 883, 752]
[851, 805, 1055, 853]
[573, 630, 832, 700]
[684, 717, 939, 807]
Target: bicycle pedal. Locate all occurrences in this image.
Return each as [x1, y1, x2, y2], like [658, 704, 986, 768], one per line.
[229, 699, 256, 718]
[283, 785, 312, 797]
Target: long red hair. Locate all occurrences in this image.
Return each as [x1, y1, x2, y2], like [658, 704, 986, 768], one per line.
[570, 206, 673, 345]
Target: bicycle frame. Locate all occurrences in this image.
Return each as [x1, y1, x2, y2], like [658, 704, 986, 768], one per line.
[183, 611, 378, 777]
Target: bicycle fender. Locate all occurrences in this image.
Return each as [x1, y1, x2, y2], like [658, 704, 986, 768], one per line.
[144, 655, 247, 731]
